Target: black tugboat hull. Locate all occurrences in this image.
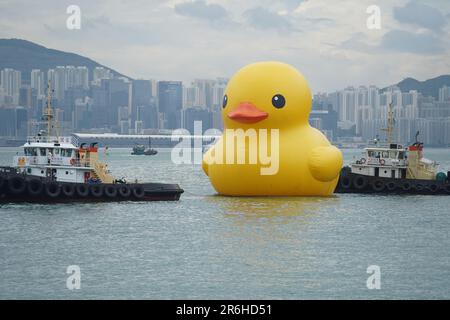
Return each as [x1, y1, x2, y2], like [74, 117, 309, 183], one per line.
[0, 169, 183, 203]
[335, 167, 450, 195]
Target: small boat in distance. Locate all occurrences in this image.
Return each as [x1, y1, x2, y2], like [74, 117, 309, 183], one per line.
[0, 81, 183, 203]
[131, 138, 158, 156]
[335, 103, 450, 195]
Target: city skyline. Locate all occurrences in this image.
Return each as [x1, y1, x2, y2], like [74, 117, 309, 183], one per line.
[0, 1, 449, 93]
[1, 63, 450, 146]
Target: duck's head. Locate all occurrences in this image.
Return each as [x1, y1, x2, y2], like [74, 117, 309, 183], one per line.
[222, 61, 312, 130]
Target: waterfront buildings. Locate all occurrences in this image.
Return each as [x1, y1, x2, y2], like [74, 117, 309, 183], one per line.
[0, 65, 449, 145]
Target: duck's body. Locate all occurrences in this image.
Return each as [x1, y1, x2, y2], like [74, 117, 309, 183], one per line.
[202, 61, 343, 196]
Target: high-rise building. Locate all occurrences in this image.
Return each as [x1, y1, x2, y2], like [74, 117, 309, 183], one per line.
[192, 79, 215, 109]
[0, 107, 16, 136]
[0, 68, 22, 105]
[0, 106, 28, 138]
[92, 67, 113, 85]
[131, 80, 152, 128]
[183, 107, 213, 134]
[439, 85, 450, 102]
[53, 66, 66, 102]
[73, 97, 92, 130]
[101, 78, 130, 130]
[30, 69, 46, 97]
[183, 86, 199, 108]
[75, 66, 89, 89]
[158, 81, 182, 129]
[19, 86, 32, 107]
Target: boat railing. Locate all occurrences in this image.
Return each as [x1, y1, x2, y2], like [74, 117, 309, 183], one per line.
[14, 155, 93, 168]
[26, 136, 75, 145]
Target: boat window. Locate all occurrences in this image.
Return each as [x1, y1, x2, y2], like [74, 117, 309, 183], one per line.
[24, 148, 30, 156]
[48, 148, 54, 156]
[389, 151, 397, 159]
[368, 150, 374, 157]
[398, 151, 405, 159]
[30, 148, 37, 156]
[382, 151, 389, 158]
[54, 148, 60, 155]
[66, 149, 72, 157]
[40, 148, 47, 156]
[60, 149, 66, 157]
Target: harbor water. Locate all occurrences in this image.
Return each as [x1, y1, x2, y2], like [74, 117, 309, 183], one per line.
[1, 147, 450, 299]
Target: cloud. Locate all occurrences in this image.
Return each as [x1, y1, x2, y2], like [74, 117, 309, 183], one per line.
[243, 6, 294, 32]
[393, 1, 447, 31]
[381, 30, 444, 54]
[339, 32, 373, 52]
[278, 0, 305, 11]
[174, 0, 228, 21]
[1, 0, 449, 92]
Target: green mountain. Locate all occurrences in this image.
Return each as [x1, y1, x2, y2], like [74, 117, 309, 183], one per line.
[389, 75, 450, 99]
[0, 38, 128, 82]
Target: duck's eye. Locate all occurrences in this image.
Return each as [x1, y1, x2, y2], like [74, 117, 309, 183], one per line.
[272, 94, 285, 108]
[222, 95, 228, 108]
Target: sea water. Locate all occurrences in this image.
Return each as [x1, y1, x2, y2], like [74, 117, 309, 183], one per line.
[0, 147, 449, 299]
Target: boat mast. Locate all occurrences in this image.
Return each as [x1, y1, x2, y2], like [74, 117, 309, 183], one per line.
[381, 102, 395, 145]
[42, 80, 59, 138]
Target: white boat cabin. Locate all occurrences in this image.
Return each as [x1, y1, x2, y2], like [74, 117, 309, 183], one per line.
[351, 143, 409, 179]
[13, 136, 103, 183]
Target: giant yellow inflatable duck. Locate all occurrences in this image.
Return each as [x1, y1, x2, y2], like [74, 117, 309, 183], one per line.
[202, 61, 343, 196]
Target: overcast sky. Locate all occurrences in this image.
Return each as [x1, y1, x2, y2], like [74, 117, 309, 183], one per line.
[0, 0, 449, 92]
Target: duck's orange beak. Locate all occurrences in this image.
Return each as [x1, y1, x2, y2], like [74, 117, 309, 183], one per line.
[227, 102, 268, 124]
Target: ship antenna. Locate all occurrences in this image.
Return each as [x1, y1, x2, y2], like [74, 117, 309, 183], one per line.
[43, 80, 55, 138]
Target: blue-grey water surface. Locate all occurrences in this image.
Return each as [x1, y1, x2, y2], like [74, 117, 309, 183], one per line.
[1, 147, 450, 299]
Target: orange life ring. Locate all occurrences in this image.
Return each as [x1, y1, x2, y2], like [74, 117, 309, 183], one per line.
[70, 159, 76, 165]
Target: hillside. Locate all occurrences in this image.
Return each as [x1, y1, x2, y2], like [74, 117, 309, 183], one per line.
[0, 38, 128, 82]
[388, 75, 450, 99]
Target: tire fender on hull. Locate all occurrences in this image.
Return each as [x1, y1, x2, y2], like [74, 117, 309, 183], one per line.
[104, 185, 118, 198]
[353, 176, 368, 190]
[27, 178, 43, 196]
[45, 182, 61, 198]
[132, 185, 145, 199]
[118, 185, 131, 198]
[90, 184, 104, 198]
[402, 182, 412, 191]
[8, 176, 26, 195]
[371, 179, 385, 192]
[427, 184, 439, 193]
[62, 184, 76, 197]
[76, 184, 90, 197]
[386, 181, 397, 191]
[339, 175, 352, 190]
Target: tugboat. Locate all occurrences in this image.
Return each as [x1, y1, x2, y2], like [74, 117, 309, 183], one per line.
[131, 144, 146, 155]
[0, 81, 183, 203]
[131, 138, 157, 156]
[335, 104, 450, 195]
